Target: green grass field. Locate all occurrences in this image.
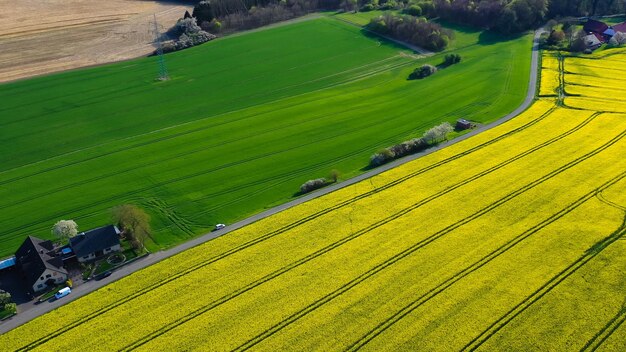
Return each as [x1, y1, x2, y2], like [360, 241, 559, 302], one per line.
[0, 16, 532, 257]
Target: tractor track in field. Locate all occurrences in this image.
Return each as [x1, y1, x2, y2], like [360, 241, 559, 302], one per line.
[462, 216, 626, 351]
[0, 99, 554, 250]
[581, 301, 626, 352]
[0, 64, 516, 244]
[0, 55, 411, 177]
[345, 172, 626, 351]
[234, 124, 626, 352]
[10, 104, 556, 350]
[0, 87, 495, 243]
[0, 28, 543, 339]
[122, 112, 608, 351]
[0, 44, 413, 172]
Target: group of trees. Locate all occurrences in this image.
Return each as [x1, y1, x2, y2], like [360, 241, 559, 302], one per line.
[50, 204, 151, 251]
[547, 0, 626, 17]
[367, 13, 454, 51]
[399, 0, 625, 34]
[112, 204, 151, 251]
[431, 0, 548, 34]
[409, 64, 437, 79]
[407, 53, 461, 79]
[162, 17, 216, 53]
[370, 122, 453, 167]
[192, 0, 337, 33]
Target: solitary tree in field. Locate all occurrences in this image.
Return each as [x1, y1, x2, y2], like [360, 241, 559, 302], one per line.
[52, 220, 78, 243]
[112, 204, 151, 250]
[329, 169, 341, 183]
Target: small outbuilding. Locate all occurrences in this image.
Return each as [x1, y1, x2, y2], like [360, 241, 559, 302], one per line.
[603, 28, 616, 37]
[70, 225, 121, 263]
[456, 119, 472, 130]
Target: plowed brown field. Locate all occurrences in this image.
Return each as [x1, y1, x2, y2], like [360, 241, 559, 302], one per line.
[0, 0, 190, 82]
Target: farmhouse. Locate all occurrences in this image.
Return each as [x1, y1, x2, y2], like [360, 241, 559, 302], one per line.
[15, 236, 68, 293]
[583, 33, 604, 50]
[70, 225, 121, 263]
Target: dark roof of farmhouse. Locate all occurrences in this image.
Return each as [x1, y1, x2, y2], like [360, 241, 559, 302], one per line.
[15, 236, 67, 287]
[584, 19, 609, 33]
[69, 225, 120, 257]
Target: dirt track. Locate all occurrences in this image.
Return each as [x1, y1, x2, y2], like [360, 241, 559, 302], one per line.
[0, 0, 191, 83]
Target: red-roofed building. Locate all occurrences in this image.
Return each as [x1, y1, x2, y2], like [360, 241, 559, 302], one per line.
[584, 19, 609, 34]
[613, 21, 626, 33]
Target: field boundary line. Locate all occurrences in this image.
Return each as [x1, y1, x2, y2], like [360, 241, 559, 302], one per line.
[124, 112, 608, 351]
[5, 103, 554, 350]
[0, 28, 543, 338]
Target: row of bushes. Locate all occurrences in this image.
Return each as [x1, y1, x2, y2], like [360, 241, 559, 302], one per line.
[299, 170, 341, 194]
[299, 122, 455, 193]
[367, 13, 454, 51]
[370, 122, 453, 167]
[408, 54, 461, 80]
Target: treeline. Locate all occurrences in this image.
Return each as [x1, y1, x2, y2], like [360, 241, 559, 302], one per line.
[548, 0, 626, 17]
[413, 0, 625, 34]
[367, 13, 454, 51]
[182, 0, 626, 44]
[432, 0, 548, 34]
[193, 0, 342, 32]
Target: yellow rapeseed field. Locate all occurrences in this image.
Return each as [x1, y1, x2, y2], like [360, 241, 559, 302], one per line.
[1, 48, 626, 351]
[539, 52, 560, 96]
[562, 49, 626, 113]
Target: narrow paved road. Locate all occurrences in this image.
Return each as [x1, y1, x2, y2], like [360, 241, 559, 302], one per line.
[0, 28, 544, 335]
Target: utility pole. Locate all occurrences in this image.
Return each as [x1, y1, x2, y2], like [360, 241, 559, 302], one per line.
[151, 14, 169, 81]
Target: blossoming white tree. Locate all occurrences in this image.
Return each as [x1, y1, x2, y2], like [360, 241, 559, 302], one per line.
[52, 220, 78, 243]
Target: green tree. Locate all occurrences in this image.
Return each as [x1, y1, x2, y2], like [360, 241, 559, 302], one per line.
[112, 204, 151, 251]
[193, 1, 214, 23]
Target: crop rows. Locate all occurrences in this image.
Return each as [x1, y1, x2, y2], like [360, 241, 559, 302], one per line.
[538, 52, 559, 96]
[0, 18, 533, 257]
[1, 39, 625, 352]
[3, 100, 557, 351]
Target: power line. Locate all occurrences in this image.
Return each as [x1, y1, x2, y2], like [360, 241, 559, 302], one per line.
[150, 14, 169, 81]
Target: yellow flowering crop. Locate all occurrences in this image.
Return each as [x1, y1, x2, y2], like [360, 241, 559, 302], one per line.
[539, 53, 560, 96]
[2, 48, 626, 352]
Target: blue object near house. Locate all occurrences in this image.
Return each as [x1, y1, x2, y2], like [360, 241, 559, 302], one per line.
[604, 28, 616, 37]
[0, 256, 16, 270]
